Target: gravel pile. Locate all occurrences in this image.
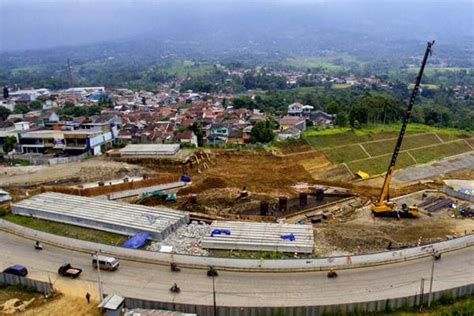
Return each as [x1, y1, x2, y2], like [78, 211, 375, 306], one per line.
[146, 221, 211, 256]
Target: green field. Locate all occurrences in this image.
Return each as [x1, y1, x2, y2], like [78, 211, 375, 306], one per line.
[408, 83, 439, 90]
[304, 124, 473, 175]
[348, 152, 415, 175]
[406, 66, 471, 74]
[303, 124, 472, 149]
[322, 144, 369, 163]
[11, 65, 43, 75]
[2, 213, 127, 246]
[285, 57, 343, 73]
[332, 83, 352, 89]
[410, 140, 472, 164]
[362, 133, 441, 157]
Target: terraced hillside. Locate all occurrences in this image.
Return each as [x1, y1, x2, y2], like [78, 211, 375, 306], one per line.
[303, 125, 473, 176]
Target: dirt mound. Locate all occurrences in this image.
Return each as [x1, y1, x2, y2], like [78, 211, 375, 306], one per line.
[178, 176, 229, 195]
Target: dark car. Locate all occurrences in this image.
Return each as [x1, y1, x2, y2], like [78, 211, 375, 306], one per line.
[3, 264, 28, 277]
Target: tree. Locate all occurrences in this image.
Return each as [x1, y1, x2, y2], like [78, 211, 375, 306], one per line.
[232, 96, 256, 109]
[326, 101, 339, 114]
[334, 112, 348, 127]
[190, 122, 205, 147]
[250, 120, 275, 143]
[29, 100, 43, 110]
[13, 104, 30, 114]
[3, 136, 16, 154]
[0, 106, 11, 120]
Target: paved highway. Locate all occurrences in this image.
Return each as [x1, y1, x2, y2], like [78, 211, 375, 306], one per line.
[1, 231, 472, 307]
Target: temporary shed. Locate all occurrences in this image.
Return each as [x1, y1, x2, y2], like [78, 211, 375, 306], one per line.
[98, 294, 125, 316]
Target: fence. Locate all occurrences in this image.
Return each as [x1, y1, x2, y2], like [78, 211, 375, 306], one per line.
[0, 272, 53, 295]
[48, 152, 88, 165]
[123, 284, 473, 316]
[41, 174, 179, 197]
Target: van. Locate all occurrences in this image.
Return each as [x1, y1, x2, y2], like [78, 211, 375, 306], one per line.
[92, 255, 119, 271]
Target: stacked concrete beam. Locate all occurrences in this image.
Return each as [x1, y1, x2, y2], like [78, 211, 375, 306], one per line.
[11, 192, 188, 241]
[202, 221, 314, 253]
[119, 144, 180, 156]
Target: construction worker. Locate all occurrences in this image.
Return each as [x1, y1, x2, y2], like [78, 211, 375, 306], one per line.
[239, 186, 249, 200]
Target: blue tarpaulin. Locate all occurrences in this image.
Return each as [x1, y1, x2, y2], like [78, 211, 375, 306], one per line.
[181, 174, 191, 182]
[123, 232, 150, 249]
[211, 229, 231, 237]
[280, 233, 296, 241]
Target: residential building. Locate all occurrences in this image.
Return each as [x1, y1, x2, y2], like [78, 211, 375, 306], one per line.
[175, 130, 198, 147]
[279, 116, 307, 131]
[18, 128, 113, 156]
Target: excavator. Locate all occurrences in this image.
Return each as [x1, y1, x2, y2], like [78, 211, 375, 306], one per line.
[371, 41, 435, 219]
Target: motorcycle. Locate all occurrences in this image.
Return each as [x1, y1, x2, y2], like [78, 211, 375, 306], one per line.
[170, 262, 181, 272]
[433, 251, 441, 260]
[327, 270, 338, 278]
[170, 283, 180, 293]
[207, 266, 218, 277]
[34, 241, 43, 250]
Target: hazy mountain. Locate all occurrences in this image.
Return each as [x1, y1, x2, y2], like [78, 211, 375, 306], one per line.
[1, 0, 472, 57]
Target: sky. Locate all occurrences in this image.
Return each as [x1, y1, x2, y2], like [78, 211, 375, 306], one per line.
[0, 0, 472, 52]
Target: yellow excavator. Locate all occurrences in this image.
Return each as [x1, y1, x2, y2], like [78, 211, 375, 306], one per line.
[371, 41, 435, 219]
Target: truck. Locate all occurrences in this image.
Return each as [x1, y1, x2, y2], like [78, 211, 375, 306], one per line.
[58, 263, 82, 278]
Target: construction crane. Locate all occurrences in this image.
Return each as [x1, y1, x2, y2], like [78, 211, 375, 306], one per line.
[371, 40, 435, 218]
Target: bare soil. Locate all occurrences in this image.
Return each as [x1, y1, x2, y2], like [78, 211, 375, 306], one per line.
[0, 158, 146, 188]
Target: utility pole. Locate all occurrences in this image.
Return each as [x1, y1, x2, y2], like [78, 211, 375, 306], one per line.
[419, 278, 425, 308]
[212, 274, 217, 316]
[95, 251, 104, 301]
[427, 253, 435, 307]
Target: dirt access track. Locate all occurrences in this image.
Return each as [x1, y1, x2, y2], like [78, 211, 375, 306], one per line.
[0, 159, 146, 188]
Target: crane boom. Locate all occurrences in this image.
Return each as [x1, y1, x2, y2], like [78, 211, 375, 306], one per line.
[372, 41, 435, 217]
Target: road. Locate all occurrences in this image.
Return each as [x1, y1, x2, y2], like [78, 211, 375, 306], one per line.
[1, 230, 472, 307]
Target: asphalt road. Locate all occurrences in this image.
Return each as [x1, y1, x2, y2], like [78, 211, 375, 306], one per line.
[1, 231, 472, 307]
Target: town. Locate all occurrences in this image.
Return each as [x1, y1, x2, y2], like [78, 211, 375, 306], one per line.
[0, 1, 473, 315]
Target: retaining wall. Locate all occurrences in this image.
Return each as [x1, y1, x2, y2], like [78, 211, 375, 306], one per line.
[0, 272, 53, 295]
[123, 284, 474, 316]
[41, 174, 179, 197]
[1, 219, 472, 272]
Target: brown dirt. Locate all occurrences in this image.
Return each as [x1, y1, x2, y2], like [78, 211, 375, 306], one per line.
[0, 289, 100, 316]
[138, 149, 329, 216]
[182, 150, 319, 196]
[275, 140, 313, 154]
[0, 158, 146, 188]
[316, 206, 474, 256]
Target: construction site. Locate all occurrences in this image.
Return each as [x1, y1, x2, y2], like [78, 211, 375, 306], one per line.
[1, 43, 474, 259]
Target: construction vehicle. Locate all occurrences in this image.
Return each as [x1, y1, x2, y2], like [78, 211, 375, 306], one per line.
[371, 41, 435, 219]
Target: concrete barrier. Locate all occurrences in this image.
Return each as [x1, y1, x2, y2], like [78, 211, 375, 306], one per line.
[122, 284, 474, 315]
[1, 219, 473, 272]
